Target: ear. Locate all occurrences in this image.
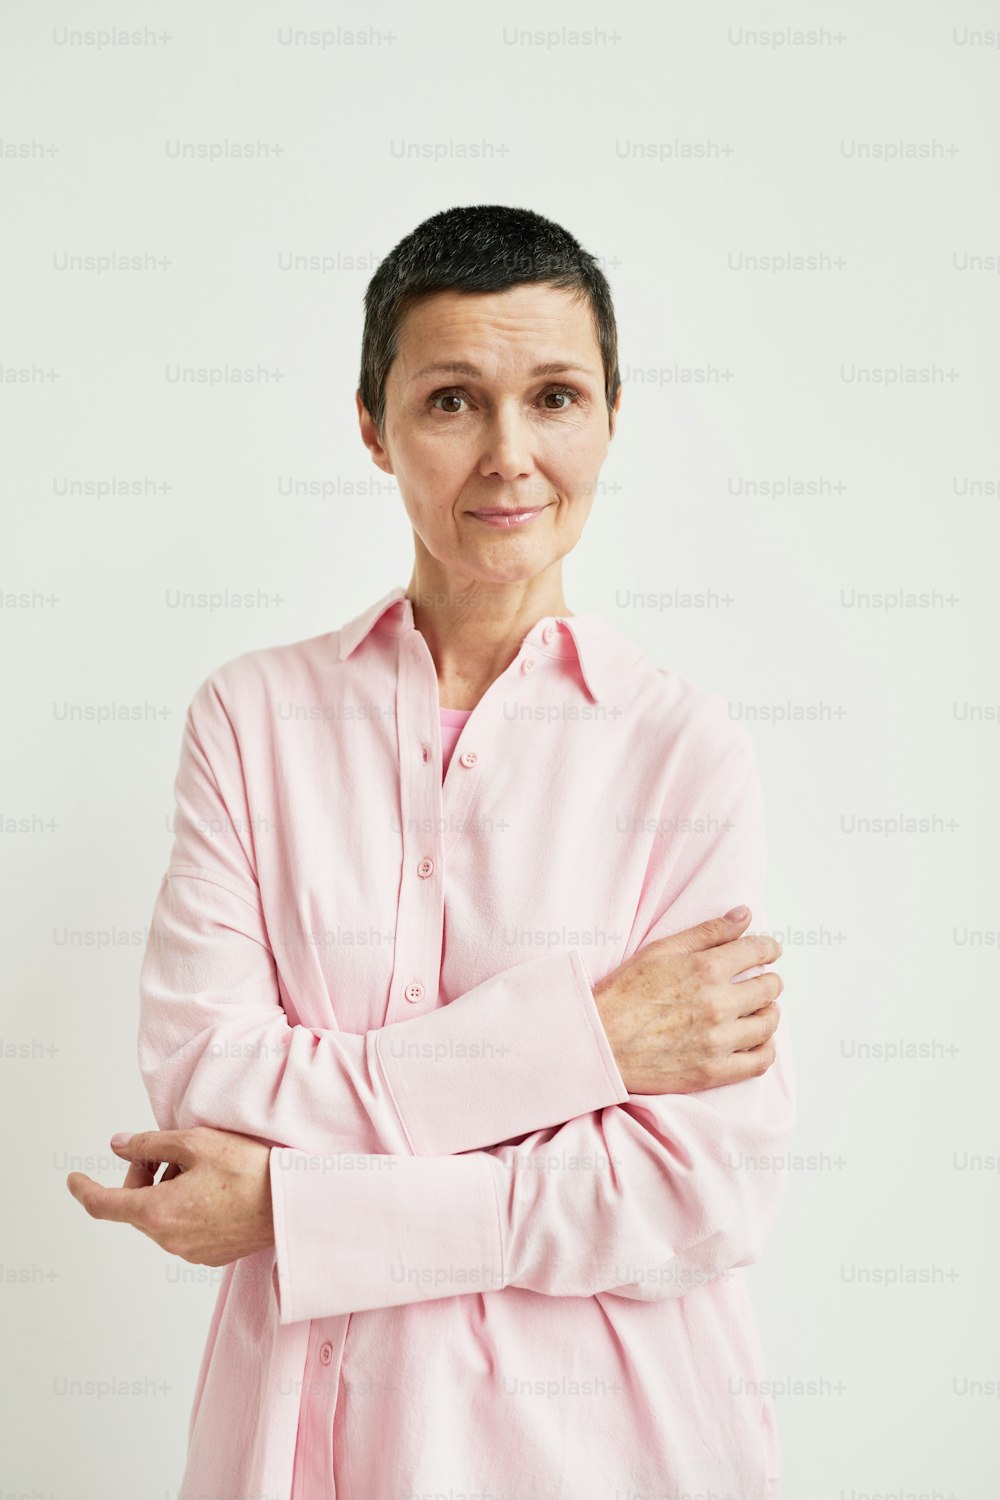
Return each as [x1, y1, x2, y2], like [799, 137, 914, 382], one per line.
[609, 385, 622, 439]
[357, 390, 394, 475]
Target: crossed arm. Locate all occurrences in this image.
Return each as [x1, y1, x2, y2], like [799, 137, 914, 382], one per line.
[69, 677, 795, 1322]
[135, 679, 631, 1160]
[268, 724, 795, 1323]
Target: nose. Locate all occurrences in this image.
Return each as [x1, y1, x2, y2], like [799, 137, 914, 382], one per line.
[477, 401, 535, 485]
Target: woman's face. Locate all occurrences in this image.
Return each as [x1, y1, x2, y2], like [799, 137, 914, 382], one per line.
[357, 282, 620, 589]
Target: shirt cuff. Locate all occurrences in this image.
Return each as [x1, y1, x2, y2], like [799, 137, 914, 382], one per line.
[269, 1144, 505, 1324]
[373, 947, 629, 1157]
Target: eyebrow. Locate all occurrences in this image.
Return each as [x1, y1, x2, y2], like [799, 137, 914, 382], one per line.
[408, 361, 598, 382]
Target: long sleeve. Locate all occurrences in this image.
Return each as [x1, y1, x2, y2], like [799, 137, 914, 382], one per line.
[269, 708, 797, 1325]
[137, 671, 628, 1161]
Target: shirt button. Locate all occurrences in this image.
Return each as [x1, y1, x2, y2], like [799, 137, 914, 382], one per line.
[404, 982, 424, 1003]
[521, 657, 536, 674]
[417, 856, 434, 878]
[319, 1341, 334, 1365]
[459, 749, 478, 768]
[541, 623, 557, 644]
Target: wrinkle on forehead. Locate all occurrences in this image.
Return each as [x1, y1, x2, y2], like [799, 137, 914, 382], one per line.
[392, 287, 602, 385]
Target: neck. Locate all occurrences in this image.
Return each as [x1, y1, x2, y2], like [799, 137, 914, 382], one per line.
[405, 559, 572, 711]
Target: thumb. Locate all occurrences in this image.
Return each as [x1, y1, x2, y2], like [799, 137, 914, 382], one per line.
[667, 905, 752, 954]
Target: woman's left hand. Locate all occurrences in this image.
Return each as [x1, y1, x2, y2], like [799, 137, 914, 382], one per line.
[66, 1126, 274, 1267]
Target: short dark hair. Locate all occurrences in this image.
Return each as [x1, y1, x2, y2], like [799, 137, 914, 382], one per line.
[358, 204, 620, 441]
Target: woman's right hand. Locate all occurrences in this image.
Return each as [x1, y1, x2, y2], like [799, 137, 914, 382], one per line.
[590, 907, 784, 1095]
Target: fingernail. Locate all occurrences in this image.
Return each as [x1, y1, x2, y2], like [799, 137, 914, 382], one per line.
[110, 1132, 130, 1148]
[725, 905, 749, 921]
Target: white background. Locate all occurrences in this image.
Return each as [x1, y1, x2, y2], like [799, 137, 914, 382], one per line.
[2, 1, 998, 1495]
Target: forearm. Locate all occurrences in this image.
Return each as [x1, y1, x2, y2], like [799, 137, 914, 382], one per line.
[139, 869, 627, 1160]
[266, 711, 795, 1325]
[267, 1004, 794, 1323]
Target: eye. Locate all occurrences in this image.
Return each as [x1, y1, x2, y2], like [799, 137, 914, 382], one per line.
[427, 384, 583, 415]
[540, 385, 582, 411]
[430, 389, 469, 414]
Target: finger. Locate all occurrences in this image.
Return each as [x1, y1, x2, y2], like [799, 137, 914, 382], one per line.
[732, 1001, 781, 1050]
[724, 931, 782, 978]
[123, 1159, 157, 1189]
[731, 971, 782, 1018]
[110, 1129, 198, 1170]
[66, 1171, 157, 1225]
[669, 907, 754, 956]
[712, 1033, 776, 1085]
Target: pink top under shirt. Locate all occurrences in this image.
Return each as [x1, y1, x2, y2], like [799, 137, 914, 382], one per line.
[439, 703, 473, 778]
[135, 583, 796, 1500]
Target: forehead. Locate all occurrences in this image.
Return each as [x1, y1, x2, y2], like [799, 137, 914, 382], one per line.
[391, 283, 602, 382]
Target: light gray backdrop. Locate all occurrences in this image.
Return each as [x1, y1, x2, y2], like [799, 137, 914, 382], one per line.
[3, 1, 998, 1495]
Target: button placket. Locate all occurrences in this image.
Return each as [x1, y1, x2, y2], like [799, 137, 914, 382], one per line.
[381, 633, 446, 1027]
[292, 1319, 347, 1500]
[384, 626, 545, 1022]
[437, 644, 540, 866]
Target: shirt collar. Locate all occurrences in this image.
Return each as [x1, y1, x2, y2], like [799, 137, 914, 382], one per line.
[336, 585, 641, 705]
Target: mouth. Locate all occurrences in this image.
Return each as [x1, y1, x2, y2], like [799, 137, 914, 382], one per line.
[466, 504, 551, 529]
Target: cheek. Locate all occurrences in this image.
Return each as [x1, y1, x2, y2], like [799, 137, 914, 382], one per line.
[403, 428, 468, 477]
[548, 432, 607, 487]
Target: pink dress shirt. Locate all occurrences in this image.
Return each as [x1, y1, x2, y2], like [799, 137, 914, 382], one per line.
[136, 583, 796, 1500]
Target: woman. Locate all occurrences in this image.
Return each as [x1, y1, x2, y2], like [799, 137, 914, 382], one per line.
[69, 204, 794, 1499]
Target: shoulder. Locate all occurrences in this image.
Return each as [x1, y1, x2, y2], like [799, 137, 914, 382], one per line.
[184, 628, 340, 728]
[590, 610, 751, 758]
[618, 638, 754, 768]
[658, 664, 752, 753]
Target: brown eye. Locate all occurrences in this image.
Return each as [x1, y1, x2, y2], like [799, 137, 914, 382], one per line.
[431, 391, 467, 414]
[540, 386, 580, 411]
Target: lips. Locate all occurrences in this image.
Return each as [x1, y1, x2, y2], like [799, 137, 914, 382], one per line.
[466, 505, 550, 529]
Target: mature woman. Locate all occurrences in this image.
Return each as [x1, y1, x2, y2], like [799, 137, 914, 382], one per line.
[69, 204, 794, 1499]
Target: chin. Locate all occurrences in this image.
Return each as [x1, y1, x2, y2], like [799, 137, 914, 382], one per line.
[455, 551, 554, 584]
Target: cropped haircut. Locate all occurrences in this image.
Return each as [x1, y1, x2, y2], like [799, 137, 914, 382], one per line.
[358, 204, 620, 441]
